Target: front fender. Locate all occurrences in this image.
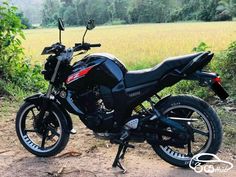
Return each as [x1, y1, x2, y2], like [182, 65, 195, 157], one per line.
[24, 93, 43, 104]
[24, 93, 73, 132]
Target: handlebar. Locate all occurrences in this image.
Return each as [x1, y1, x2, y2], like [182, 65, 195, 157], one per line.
[42, 42, 101, 56]
[73, 43, 101, 52]
[90, 43, 101, 47]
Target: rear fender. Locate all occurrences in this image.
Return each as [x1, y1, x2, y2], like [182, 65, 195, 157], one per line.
[154, 95, 172, 109]
[24, 93, 73, 132]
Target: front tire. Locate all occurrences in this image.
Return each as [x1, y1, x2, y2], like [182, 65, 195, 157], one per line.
[151, 95, 222, 168]
[16, 101, 70, 157]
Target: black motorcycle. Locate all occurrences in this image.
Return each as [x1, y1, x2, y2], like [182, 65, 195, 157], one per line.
[16, 19, 229, 172]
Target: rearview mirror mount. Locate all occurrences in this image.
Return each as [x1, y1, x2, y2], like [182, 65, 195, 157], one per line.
[82, 19, 95, 44]
[58, 18, 65, 44]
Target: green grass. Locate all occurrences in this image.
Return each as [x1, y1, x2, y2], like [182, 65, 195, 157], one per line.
[0, 97, 19, 120]
[0, 79, 31, 101]
[215, 106, 236, 153]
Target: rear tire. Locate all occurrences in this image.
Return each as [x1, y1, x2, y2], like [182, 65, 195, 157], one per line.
[151, 95, 222, 168]
[16, 101, 70, 157]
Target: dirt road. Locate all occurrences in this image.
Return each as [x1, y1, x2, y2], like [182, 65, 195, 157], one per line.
[0, 109, 235, 177]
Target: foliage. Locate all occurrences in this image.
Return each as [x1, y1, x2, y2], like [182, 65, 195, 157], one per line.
[0, 79, 30, 100]
[10, 0, 43, 24]
[215, 0, 233, 21]
[224, 41, 236, 76]
[0, 1, 25, 78]
[197, 0, 219, 21]
[0, 2, 46, 96]
[192, 42, 210, 52]
[9, 59, 47, 91]
[40, 0, 236, 27]
[16, 11, 32, 29]
[170, 0, 233, 22]
[210, 41, 236, 99]
[128, 0, 171, 23]
[41, 0, 60, 27]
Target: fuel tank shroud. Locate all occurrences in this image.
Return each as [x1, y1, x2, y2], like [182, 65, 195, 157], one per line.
[66, 53, 127, 90]
[65, 53, 159, 120]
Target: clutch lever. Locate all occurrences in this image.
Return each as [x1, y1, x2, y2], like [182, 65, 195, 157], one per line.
[79, 50, 88, 55]
[73, 50, 88, 57]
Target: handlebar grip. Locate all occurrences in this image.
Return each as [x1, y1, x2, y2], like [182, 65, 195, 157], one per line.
[90, 43, 101, 47]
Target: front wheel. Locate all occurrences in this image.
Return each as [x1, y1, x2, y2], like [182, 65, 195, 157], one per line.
[151, 95, 222, 167]
[16, 101, 70, 157]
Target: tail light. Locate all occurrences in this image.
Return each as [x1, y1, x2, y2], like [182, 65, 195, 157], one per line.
[212, 76, 221, 84]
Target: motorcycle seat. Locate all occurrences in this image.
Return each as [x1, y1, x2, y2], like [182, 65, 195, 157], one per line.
[124, 52, 207, 88]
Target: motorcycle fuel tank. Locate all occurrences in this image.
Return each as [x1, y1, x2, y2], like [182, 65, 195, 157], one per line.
[66, 53, 127, 90]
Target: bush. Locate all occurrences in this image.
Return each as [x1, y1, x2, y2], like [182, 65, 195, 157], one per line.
[16, 11, 32, 29]
[221, 41, 236, 77]
[0, 2, 25, 78]
[8, 59, 47, 91]
[210, 41, 236, 79]
[215, 10, 233, 21]
[0, 2, 46, 96]
[192, 42, 210, 52]
[210, 41, 236, 99]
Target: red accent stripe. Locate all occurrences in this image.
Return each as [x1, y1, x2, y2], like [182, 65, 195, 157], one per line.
[66, 66, 94, 84]
[78, 66, 93, 77]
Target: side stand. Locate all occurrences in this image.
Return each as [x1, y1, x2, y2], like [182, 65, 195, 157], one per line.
[112, 141, 134, 173]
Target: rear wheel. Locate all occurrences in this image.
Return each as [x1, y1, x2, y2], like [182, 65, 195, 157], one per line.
[151, 95, 222, 167]
[16, 101, 70, 157]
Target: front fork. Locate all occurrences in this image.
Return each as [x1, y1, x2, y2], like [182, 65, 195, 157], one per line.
[40, 60, 62, 122]
[46, 59, 61, 98]
[46, 84, 53, 98]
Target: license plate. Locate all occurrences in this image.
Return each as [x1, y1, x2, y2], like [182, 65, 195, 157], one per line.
[211, 82, 229, 100]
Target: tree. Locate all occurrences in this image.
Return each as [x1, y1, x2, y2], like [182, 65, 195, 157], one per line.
[215, 0, 233, 20]
[230, 0, 236, 16]
[63, 5, 78, 25]
[41, 0, 60, 26]
[16, 11, 32, 29]
[129, 0, 171, 23]
[0, 2, 47, 92]
[198, 0, 218, 21]
[114, 0, 129, 22]
[40, 0, 235, 27]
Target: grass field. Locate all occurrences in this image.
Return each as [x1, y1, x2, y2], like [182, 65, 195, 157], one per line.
[23, 21, 236, 69]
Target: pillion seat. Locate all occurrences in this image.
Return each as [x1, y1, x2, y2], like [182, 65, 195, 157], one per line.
[124, 52, 205, 88]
